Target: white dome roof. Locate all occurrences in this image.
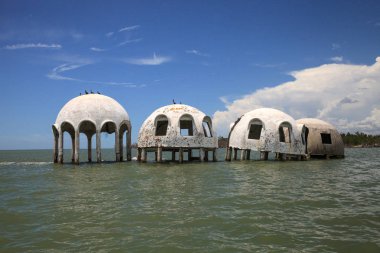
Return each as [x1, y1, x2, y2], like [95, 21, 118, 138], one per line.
[54, 94, 130, 130]
[296, 118, 335, 130]
[138, 104, 218, 148]
[228, 108, 305, 154]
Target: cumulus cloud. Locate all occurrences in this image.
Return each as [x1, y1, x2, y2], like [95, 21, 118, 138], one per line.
[125, 53, 171, 65]
[4, 43, 62, 50]
[213, 57, 380, 136]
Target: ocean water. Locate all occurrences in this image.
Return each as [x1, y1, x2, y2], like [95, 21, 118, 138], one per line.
[0, 148, 379, 252]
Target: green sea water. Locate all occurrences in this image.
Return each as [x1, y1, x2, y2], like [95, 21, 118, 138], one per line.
[0, 148, 379, 252]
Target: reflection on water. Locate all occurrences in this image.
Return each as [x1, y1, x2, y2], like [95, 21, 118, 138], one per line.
[0, 148, 379, 252]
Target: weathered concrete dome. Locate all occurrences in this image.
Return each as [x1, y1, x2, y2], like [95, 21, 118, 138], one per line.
[52, 94, 132, 164]
[138, 104, 217, 148]
[226, 108, 306, 160]
[137, 104, 218, 162]
[54, 94, 129, 131]
[296, 118, 344, 158]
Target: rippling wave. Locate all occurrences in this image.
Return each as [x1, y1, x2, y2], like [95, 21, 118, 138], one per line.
[0, 148, 379, 252]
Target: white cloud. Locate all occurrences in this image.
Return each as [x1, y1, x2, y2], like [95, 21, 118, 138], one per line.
[213, 57, 380, 136]
[330, 56, 343, 62]
[125, 53, 171, 65]
[47, 60, 145, 88]
[90, 47, 107, 52]
[185, 49, 209, 57]
[118, 38, 142, 46]
[119, 25, 140, 32]
[4, 43, 62, 50]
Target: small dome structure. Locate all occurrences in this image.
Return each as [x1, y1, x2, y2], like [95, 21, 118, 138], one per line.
[296, 118, 344, 158]
[138, 104, 218, 162]
[52, 94, 132, 164]
[226, 108, 306, 161]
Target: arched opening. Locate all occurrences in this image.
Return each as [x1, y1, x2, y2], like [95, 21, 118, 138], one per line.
[60, 121, 75, 163]
[202, 116, 213, 137]
[279, 122, 292, 143]
[179, 114, 196, 136]
[247, 118, 263, 140]
[52, 125, 59, 163]
[155, 115, 169, 136]
[79, 120, 96, 162]
[119, 121, 131, 161]
[100, 121, 117, 161]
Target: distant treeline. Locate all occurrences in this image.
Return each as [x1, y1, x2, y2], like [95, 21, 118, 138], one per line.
[218, 133, 380, 148]
[341, 132, 380, 147]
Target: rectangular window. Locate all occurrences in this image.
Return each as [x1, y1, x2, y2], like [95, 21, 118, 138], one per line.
[202, 121, 212, 137]
[248, 124, 262, 140]
[180, 120, 193, 136]
[321, 133, 332, 144]
[155, 120, 168, 136]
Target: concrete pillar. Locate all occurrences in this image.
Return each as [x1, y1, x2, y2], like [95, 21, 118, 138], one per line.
[58, 130, 63, 164]
[246, 150, 251, 160]
[157, 147, 162, 162]
[179, 148, 184, 163]
[260, 151, 268, 160]
[280, 153, 287, 161]
[200, 148, 205, 162]
[127, 129, 132, 161]
[172, 151, 176, 161]
[96, 131, 101, 163]
[141, 148, 147, 163]
[71, 134, 75, 163]
[119, 132, 123, 161]
[137, 148, 142, 161]
[74, 130, 80, 164]
[204, 150, 209, 161]
[233, 148, 238, 160]
[53, 134, 58, 163]
[115, 129, 120, 162]
[225, 147, 232, 161]
[213, 149, 217, 162]
[87, 134, 92, 162]
[240, 149, 246, 160]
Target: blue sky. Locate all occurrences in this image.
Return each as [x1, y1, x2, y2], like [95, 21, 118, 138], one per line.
[1, 0, 380, 149]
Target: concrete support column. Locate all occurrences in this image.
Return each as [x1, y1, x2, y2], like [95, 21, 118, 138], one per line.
[280, 153, 287, 161]
[240, 149, 246, 160]
[157, 147, 162, 162]
[246, 150, 251, 160]
[179, 148, 184, 163]
[87, 134, 92, 162]
[200, 148, 205, 162]
[137, 148, 142, 161]
[141, 148, 147, 163]
[96, 131, 101, 163]
[260, 151, 268, 160]
[204, 150, 209, 161]
[127, 129, 132, 161]
[233, 148, 238, 160]
[172, 151, 176, 161]
[74, 130, 80, 164]
[119, 132, 123, 161]
[71, 134, 75, 163]
[53, 135, 58, 163]
[213, 149, 217, 162]
[154, 151, 158, 161]
[225, 147, 232, 161]
[58, 130, 63, 164]
[115, 129, 120, 162]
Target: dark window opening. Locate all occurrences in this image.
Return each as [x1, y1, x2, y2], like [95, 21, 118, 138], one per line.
[248, 124, 262, 140]
[202, 121, 212, 137]
[180, 120, 193, 136]
[155, 120, 168, 136]
[279, 125, 291, 143]
[321, 133, 332, 144]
